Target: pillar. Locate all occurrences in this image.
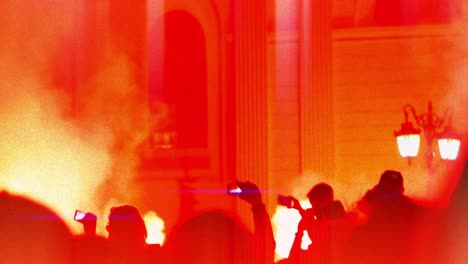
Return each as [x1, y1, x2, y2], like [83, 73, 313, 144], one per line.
[299, 0, 334, 180]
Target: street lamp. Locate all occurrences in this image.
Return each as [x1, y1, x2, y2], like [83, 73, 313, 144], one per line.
[394, 101, 461, 169]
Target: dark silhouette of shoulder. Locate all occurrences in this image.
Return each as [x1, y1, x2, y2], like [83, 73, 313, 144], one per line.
[0, 192, 72, 264]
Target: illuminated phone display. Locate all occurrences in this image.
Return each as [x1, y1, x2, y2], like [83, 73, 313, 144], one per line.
[74, 210, 86, 221]
[227, 183, 242, 195]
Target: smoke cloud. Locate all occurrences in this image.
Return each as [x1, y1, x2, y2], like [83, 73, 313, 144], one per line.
[0, 1, 153, 234]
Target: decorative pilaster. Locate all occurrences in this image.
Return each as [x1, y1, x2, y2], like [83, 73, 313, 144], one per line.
[463, 0, 468, 22]
[299, 0, 334, 179]
[234, 1, 268, 191]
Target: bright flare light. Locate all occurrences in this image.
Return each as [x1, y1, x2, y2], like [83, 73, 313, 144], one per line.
[300, 230, 312, 250]
[0, 93, 112, 234]
[143, 211, 165, 245]
[271, 200, 311, 262]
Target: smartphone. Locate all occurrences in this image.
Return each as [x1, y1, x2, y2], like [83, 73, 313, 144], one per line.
[74, 210, 86, 221]
[277, 195, 294, 208]
[227, 183, 242, 195]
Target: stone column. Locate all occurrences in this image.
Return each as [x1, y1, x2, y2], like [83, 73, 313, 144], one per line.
[234, 0, 269, 194]
[299, 0, 334, 180]
[463, 0, 468, 22]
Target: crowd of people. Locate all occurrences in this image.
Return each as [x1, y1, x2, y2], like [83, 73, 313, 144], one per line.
[0, 162, 466, 264]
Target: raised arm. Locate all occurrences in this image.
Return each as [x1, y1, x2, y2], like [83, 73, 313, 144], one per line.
[236, 181, 276, 264]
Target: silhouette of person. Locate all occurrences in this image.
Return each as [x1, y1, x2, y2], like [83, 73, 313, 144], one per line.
[162, 180, 275, 264]
[288, 182, 348, 264]
[78, 204, 153, 264]
[357, 170, 413, 219]
[345, 170, 432, 264]
[105, 205, 150, 264]
[0, 191, 72, 264]
[162, 210, 257, 264]
[71, 234, 108, 264]
[235, 181, 276, 264]
[438, 158, 468, 264]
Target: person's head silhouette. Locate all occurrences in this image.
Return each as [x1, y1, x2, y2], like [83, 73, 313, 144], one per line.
[375, 170, 404, 194]
[106, 205, 147, 247]
[307, 182, 334, 209]
[162, 210, 256, 264]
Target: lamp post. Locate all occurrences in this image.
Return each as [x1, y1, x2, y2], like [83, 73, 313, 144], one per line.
[394, 101, 461, 170]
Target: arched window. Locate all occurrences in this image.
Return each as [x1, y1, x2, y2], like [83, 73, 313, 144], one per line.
[149, 11, 208, 149]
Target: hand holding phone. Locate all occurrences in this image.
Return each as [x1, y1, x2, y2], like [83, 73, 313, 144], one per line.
[74, 210, 97, 236]
[228, 181, 263, 206]
[74, 210, 87, 222]
[227, 183, 242, 195]
[277, 195, 295, 208]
